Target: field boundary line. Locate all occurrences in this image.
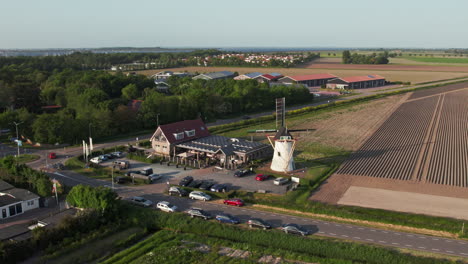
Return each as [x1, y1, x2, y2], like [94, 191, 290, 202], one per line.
[405, 87, 468, 103]
[410, 95, 442, 182]
[419, 94, 445, 183]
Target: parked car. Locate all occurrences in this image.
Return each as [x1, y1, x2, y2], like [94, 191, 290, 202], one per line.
[187, 179, 202, 188]
[210, 183, 228, 193]
[281, 223, 309, 236]
[223, 198, 244, 207]
[234, 170, 249, 177]
[112, 151, 124, 158]
[48, 152, 57, 159]
[113, 160, 130, 170]
[179, 176, 193, 187]
[255, 174, 270, 181]
[247, 218, 272, 230]
[168, 186, 188, 197]
[215, 214, 240, 224]
[140, 167, 153, 176]
[129, 196, 153, 207]
[273, 177, 289, 185]
[103, 154, 113, 160]
[125, 170, 141, 177]
[99, 155, 108, 161]
[186, 208, 212, 220]
[90, 157, 102, 164]
[199, 180, 215, 190]
[156, 201, 178, 213]
[114, 176, 127, 184]
[148, 174, 163, 183]
[189, 191, 211, 201]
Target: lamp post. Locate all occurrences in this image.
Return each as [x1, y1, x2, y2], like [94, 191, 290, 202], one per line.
[111, 165, 115, 190]
[88, 123, 92, 138]
[12, 121, 22, 157]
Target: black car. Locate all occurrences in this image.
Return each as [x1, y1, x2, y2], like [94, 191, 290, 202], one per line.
[168, 186, 188, 197]
[234, 170, 249, 177]
[210, 183, 228, 192]
[125, 170, 141, 177]
[114, 176, 127, 184]
[187, 179, 203, 188]
[247, 218, 272, 230]
[179, 176, 193, 187]
[199, 180, 215, 190]
[186, 208, 212, 220]
[281, 223, 309, 236]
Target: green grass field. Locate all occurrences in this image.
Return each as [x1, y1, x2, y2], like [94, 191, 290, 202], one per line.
[404, 56, 468, 64]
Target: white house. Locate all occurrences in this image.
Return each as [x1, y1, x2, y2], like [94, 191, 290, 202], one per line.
[0, 180, 40, 219]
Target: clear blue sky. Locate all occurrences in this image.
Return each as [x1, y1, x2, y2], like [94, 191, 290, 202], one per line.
[2, 0, 467, 49]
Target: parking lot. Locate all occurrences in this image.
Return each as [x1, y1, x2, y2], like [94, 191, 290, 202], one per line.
[99, 157, 288, 195]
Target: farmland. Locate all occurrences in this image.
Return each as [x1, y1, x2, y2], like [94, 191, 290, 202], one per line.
[311, 82, 468, 218]
[404, 57, 468, 64]
[335, 83, 468, 187]
[139, 66, 468, 84]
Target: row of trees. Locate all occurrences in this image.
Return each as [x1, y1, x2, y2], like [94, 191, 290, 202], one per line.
[0, 61, 313, 144]
[0, 156, 52, 197]
[342, 50, 389, 64]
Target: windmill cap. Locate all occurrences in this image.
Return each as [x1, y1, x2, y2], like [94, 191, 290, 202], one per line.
[274, 127, 293, 140]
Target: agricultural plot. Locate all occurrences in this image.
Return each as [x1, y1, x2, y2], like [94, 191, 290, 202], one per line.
[336, 85, 468, 187]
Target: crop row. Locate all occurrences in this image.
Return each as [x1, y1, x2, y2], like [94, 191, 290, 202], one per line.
[425, 90, 468, 186]
[336, 96, 438, 180]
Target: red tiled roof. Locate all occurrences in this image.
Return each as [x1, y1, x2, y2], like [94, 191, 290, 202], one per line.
[260, 74, 283, 81]
[341, 75, 385, 83]
[288, 73, 337, 82]
[159, 118, 210, 144]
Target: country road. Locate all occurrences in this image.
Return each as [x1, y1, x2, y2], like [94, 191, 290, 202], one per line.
[46, 168, 468, 258]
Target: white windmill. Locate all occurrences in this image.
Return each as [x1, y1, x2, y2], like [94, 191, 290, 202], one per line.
[268, 127, 296, 172]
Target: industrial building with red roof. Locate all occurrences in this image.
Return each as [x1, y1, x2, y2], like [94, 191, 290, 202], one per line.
[326, 75, 386, 89]
[278, 73, 337, 87]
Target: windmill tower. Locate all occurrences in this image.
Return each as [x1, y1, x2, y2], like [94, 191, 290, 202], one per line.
[267, 98, 296, 172]
[268, 127, 296, 172]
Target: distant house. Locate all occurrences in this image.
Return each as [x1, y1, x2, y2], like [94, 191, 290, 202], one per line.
[326, 75, 386, 89]
[278, 73, 336, 87]
[150, 71, 190, 80]
[0, 180, 40, 219]
[234, 72, 263, 80]
[154, 78, 170, 92]
[193, 71, 236, 80]
[254, 72, 283, 83]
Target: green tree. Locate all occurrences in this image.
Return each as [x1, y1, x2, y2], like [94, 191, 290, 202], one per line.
[121, 84, 139, 100]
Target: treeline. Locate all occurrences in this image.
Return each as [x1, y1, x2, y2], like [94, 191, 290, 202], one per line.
[0, 156, 52, 197]
[0, 65, 312, 144]
[342, 50, 389, 64]
[0, 49, 222, 71]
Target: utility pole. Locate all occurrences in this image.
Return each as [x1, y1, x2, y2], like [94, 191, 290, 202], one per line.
[12, 121, 22, 157]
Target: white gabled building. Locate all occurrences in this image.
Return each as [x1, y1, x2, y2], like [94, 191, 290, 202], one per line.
[0, 180, 40, 219]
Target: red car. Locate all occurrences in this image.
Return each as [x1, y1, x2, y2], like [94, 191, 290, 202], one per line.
[48, 152, 57, 159]
[223, 198, 244, 207]
[255, 174, 269, 181]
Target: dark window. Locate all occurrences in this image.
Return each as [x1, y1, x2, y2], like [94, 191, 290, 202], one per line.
[16, 203, 22, 214]
[2, 209, 6, 218]
[9, 205, 16, 216]
[278, 152, 281, 157]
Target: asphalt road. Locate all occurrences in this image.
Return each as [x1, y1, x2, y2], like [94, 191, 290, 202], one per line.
[144, 193, 468, 258]
[46, 168, 468, 258]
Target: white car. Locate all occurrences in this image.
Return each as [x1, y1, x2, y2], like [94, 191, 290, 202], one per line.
[189, 191, 212, 201]
[156, 201, 178, 213]
[273, 177, 289, 185]
[129, 196, 153, 207]
[90, 157, 102, 164]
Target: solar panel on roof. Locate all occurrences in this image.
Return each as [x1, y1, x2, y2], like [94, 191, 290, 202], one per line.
[368, 75, 375, 78]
